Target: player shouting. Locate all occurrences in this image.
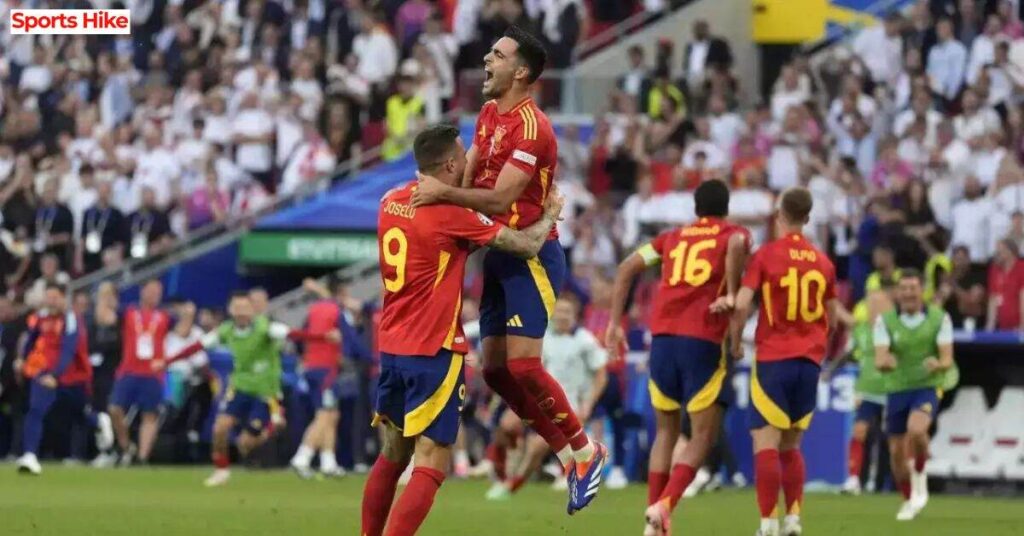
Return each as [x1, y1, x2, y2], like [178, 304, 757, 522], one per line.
[361, 125, 563, 536]
[606, 179, 750, 535]
[16, 284, 114, 475]
[166, 291, 333, 487]
[732, 187, 840, 536]
[411, 25, 607, 513]
[874, 269, 957, 521]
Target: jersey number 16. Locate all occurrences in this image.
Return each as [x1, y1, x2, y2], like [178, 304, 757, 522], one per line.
[667, 239, 716, 287]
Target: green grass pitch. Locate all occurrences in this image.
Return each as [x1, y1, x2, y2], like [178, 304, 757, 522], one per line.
[3, 466, 1022, 535]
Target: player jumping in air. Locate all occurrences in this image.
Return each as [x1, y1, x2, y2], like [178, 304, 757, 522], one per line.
[411, 25, 608, 514]
[874, 269, 957, 521]
[732, 187, 841, 536]
[606, 179, 751, 536]
[361, 124, 564, 536]
[167, 291, 330, 487]
[17, 284, 114, 475]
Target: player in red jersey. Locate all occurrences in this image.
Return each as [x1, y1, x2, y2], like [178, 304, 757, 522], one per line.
[731, 187, 841, 536]
[108, 278, 172, 466]
[411, 25, 607, 514]
[606, 180, 751, 535]
[361, 124, 564, 536]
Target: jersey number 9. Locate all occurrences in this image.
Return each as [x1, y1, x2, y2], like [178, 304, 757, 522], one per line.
[667, 239, 716, 287]
[382, 227, 408, 292]
[779, 267, 826, 322]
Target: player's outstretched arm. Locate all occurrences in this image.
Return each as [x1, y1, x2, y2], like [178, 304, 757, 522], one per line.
[488, 186, 564, 259]
[165, 330, 222, 366]
[413, 163, 531, 215]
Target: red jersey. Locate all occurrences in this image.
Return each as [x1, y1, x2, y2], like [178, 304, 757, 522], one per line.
[472, 98, 558, 239]
[304, 300, 341, 370]
[23, 311, 91, 385]
[741, 233, 837, 364]
[378, 181, 502, 356]
[118, 306, 172, 378]
[988, 259, 1024, 330]
[642, 217, 751, 342]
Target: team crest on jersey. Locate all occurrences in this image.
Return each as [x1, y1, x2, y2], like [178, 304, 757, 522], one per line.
[490, 125, 507, 155]
[476, 212, 494, 226]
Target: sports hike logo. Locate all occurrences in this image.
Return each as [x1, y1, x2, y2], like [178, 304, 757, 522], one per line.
[9, 9, 131, 35]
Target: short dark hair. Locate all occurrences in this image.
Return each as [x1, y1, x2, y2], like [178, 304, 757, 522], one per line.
[413, 124, 461, 173]
[694, 179, 729, 218]
[899, 268, 924, 284]
[45, 283, 66, 295]
[230, 290, 251, 301]
[779, 187, 813, 224]
[504, 25, 547, 84]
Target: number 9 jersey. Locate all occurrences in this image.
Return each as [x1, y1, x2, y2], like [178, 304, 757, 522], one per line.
[741, 232, 837, 364]
[639, 217, 751, 342]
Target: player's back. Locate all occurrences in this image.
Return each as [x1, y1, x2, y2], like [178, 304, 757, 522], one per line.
[378, 181, 496, 357]
[649, 217, 749, 342]
[473, 98, 557, 235]
[747, 233, 836, 363]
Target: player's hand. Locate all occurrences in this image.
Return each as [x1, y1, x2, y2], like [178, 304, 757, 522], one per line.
[604, 324, 625, 351]
[326, 329, 342, 343]
[411, 173, 448, 207]
[302, 277, 320, 293]
[875, 355, 896, 372]
[544, 184, 565, 221]
[151, 359, 166, 372]
[922, 357, 943, 374]
[39, 375, 57, 388]
[729, 339, 744, 361]
[709, 294, 736, 314]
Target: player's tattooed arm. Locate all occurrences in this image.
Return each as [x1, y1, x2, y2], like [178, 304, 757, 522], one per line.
[488, 186, 564, 259]
[414, 163, 530, 214]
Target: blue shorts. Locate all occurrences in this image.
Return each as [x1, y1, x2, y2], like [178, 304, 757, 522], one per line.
[220, 389, 273, 435]
[854, 394, 885, 423]
[479, 239, 566, 339]
[749, 358, 821, 431]
[304, 368, 340, 411]
[111, 374, 163, 413]
[648, 335, 731, 414]
[373, 349, 466, 445]
[885, 387, 941, 435]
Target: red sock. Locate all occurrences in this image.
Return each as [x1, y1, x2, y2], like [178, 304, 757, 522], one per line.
[485, 443, 507, 481]
[483, 365, 569, 452]
[898, 479, 911, 500]
[913, 453, 927, 473]
[848, 438, 864, 478]
[658, 463, 697, 509]
[509, 475, 526, 493]
[384, 467, 445, 536]
[506, 358, 586, 450]
[648, 471, 670, 505]
[362, 456, 405, 536]
[754, 449, 781, 518]
[780, 449, 805, 515]
[212, 452, 229, 469]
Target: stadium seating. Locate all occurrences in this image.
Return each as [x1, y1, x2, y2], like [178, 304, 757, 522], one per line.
[927, 387, 988, 478]
[929, 387, 1024, 481]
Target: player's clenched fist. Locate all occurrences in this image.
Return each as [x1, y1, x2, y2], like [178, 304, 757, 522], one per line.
[543, 184, 564, 221]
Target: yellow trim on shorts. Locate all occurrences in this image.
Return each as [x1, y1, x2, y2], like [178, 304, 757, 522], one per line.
[526, 256, 556, 319]
[648, 379, 681, 412]
[751, 364, 792, 429]
[686, 344, 728, 413]
[371, 412, 404, 432]
[793, 412, 814, 430]
[403, 353, 464, 437]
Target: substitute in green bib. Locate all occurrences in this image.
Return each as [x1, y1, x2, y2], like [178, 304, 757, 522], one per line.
[167, 291, 335, 488]
[874, 269, 956, 523]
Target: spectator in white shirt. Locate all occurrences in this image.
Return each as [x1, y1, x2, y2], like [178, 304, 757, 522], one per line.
[232, 92, 275, 189]
[771, 65, 811, 121]
[927, 18, 968, 103]
[852, 12, 904, 86]
[175, 119, 212, 178]
[969, 131, 1007, 188]
[953, 87, 1002, 143]
[893, 90, 942, 142]
[352, 9, 399, 86]
[279, 120, 337, 196]
[707, 94, 746, 152]
[290, 58, 324, 121]
[620, 174, 658, 249]
[923, 121, 970, 227]
[133, 125, 180, 208]
[767, 108, 809, 191]
[683, 117, 729, 172]
[728, 169, 774, 248]
[419, 13, 458, 108]
[967, 14, 1003, 84]
[828, 74, 877, 126]
[950, 176, 993, 262]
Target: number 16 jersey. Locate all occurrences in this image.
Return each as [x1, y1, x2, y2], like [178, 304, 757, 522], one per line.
[377, 180, 502, 357]
[639, 217, 750, 343]
[741, 232, 837, 364]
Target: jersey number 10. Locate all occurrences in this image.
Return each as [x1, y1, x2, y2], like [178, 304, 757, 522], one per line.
[776, 267, 826, 322]
[382, 227, 408, 292]
[667, 239, 716, 287]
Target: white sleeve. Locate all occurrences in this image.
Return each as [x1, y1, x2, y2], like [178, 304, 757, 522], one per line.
[200, 331, 221, 348]
[872, 316, 891, 349]
[936, 313, 954, 346]
[268, 322, 291, 341]
[580, 330, 608, 371]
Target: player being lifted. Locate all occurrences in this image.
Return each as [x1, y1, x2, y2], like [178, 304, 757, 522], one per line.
[411, 25, 607, 513]
[606, 179, 750, 536]
[167, 291, 331, 487]
[360, 125, 564, 536]
[731, 187, 840, 536]
[874, 269, 957, 521]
